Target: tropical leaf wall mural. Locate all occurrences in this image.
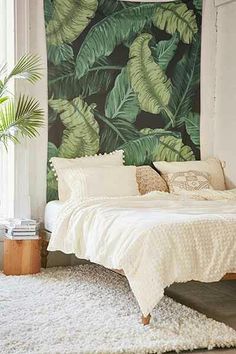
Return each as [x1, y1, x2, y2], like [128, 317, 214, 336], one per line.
[44, 0, 202, 201]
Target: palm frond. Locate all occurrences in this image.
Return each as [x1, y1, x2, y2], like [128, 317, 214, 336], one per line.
[7, 54, 42, 83]
[0, 95, 44, 148]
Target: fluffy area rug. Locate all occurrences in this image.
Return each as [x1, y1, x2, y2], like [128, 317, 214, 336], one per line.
[1, 265, 236, 354]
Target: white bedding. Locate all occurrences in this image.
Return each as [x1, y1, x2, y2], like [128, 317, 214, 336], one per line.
[44, 201, 64, 232]
[48, 191, 236, 316]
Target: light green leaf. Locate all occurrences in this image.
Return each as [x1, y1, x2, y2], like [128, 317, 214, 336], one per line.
[49, 57, 113, 100]
[153, 136, 195, 162]
[185, 112, 200, 148]
[152, 3, 198, 44]
[140, 128, 180, 139]
[0, 97, 8, 104]
[0, 95, 44, 148]
[128, 33, 172, 116]
[46, 0, 98, 45]
[76, 3, 160, 79]
[47, 43, 74, 66]
[151, 34, 179, 71]
[105, 67, 139, 122]
[49, 97, 99, 158]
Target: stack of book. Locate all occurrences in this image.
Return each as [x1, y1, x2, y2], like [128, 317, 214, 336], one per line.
[5, 219, 40, 240]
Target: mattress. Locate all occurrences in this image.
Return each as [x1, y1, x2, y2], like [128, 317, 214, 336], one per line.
[44, 200, 64, 232]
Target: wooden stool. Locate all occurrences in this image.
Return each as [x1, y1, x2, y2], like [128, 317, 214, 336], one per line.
[3, 238, 41, 275]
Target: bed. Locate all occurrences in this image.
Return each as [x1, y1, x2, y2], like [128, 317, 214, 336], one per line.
[43, 191, 236, 325]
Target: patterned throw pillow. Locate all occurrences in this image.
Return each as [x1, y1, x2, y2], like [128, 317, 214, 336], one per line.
[136, 166, 168, 195]
[162, 170, 212, 193]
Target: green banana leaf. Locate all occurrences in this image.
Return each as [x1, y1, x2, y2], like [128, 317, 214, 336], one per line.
[49, 97, 99, 158]
[105, 67, 139, 122]
[151, 34, 179, 71]
[164, 35, 200, 128]
[44, 0, 54, 24]
[47, 142, 59, 202]
[140, 128, 181, 139]
[193, 0, 202, 12]
[185, 112, 200, 148]
[100, 117, 140, 154]
[47, 43, 74, 66]
[48, 107, 58, 128]
[128, 33, 172, 117]
[48, 142, 58, 163]
[47, 169, 58, 202]
[49, 57, 113, 100]
[153, 136, 195, 162]
[98, 0, 137, 16]
[75, 3, 160, 79]
[120, 133, 195, 166]
[46, 0, 98, 45]
[152, 3, 198, 44]
[119, 134, 160, 165]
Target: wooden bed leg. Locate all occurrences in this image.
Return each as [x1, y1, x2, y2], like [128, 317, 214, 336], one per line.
[141, 313, 151, 325]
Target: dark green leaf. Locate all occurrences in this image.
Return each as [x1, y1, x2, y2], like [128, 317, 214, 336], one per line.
[76, 3, 160, 79]
[164, 35, 200, 128]
[49, 57, 113, 100]
[151, 34, 179, 71]
[47, 43, 74, 66]
[105, 67, 139, 122]
[185, 112, 200, 148]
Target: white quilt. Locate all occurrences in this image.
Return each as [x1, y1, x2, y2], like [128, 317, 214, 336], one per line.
[48, 191, 236, 316]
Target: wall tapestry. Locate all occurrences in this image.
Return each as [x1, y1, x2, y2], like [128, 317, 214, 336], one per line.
[44, 0, 202, 201]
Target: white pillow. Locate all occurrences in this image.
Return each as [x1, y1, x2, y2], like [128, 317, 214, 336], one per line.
[50, 150, 124, 201]
[153, 158, 226, 191]
[62, 166, 139, 199]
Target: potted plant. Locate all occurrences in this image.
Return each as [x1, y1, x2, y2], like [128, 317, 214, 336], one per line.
[0, 54, 44, 148]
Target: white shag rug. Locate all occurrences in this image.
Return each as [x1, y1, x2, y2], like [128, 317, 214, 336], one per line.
[1, 265, 236, 354]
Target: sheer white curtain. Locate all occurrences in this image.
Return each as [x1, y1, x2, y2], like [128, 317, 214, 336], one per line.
[0, 0, 48, 219]
[0, 0, 15, 218]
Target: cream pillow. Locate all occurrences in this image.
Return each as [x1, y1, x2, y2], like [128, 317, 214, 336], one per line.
[153, 158, 226, 191]
[136, 166, 168, 195]
[50, 150, 124, 201]
[163, 170, 212, 193]
[62, 165, 139, 199]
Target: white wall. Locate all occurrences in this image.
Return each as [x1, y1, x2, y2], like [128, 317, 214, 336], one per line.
[201, 0, 236, 189]
[214, 1, 236, 188]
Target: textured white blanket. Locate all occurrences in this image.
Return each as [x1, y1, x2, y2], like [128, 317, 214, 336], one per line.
[48, 191, 236, 316]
